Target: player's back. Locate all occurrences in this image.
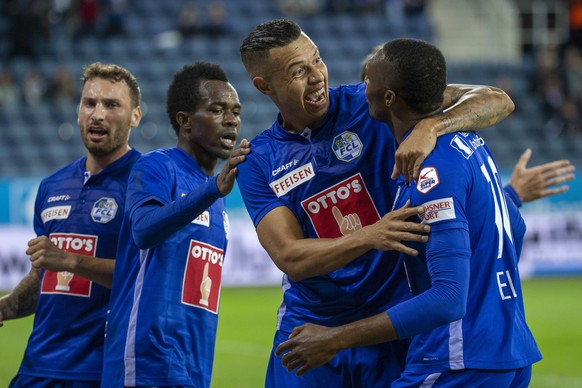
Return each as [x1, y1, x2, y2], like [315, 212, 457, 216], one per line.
[403, 131, 541, 373]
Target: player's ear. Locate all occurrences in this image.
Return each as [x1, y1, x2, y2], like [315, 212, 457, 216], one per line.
[253, 76, 271, 95]
[384, 89, 396, 107]
[176, 111, 191, 131]
[130, 106, 142, 128]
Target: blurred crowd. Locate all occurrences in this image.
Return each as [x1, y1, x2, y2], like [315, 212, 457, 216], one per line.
[1, 0, 581, 142]
[0, 66, 78, 109]
[3, 0, 131, 61]
[531, 0, 582, 139]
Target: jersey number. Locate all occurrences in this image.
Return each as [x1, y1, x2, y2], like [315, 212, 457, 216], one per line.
[480, 156, 513, 258]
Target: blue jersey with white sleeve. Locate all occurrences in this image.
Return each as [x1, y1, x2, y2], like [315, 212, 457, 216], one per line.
[237, 83, 410, 332]
[18, 149, 141, 381]
[102, 147, 228, 388]
[389, 131, 542, 374]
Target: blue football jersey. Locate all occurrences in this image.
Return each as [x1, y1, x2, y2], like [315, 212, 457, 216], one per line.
[390, 131, 542, 373]
[236, 83, 411, 333]
[102, 147, 228, 387]
[18, 149, 141, 381]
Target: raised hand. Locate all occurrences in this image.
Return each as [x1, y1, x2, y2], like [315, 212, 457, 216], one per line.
[510, 148, 575, 202]
[216, 138, 251, 195]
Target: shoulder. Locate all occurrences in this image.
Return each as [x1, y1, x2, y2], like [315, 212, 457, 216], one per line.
[138, 148, 175, 165]
[40, 157, 83, 185]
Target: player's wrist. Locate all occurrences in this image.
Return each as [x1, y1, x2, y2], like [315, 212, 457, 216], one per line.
[67, 252, 83, 273]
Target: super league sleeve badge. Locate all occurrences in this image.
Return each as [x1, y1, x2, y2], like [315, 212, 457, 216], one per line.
[416, 167, 440, 194]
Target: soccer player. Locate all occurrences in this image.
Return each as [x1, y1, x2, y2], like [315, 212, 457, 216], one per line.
[0, 63, 142, 387]
[276, 38, 543, 387]
[237, 18, 518, 387]
[101, 62, 250, 387]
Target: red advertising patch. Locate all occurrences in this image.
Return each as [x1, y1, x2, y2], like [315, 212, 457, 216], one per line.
[182, 240, 223, 314]
[301, 173, 381, 238]
[40, 233, 96, 297]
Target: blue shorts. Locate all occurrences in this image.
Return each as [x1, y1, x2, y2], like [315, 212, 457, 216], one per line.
[393, 366, 533, 388]
[266, 330, 409, 387]
[9, 375, 100, 388]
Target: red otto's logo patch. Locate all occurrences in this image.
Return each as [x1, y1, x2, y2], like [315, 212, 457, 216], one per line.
[40, 233, 97, 297]
[270, 162, 315, 197]
[420, 197, 456, 224]
[417, 166, 440, 194]
[182, 240, 223, 314]
[301, 173, 380, 238]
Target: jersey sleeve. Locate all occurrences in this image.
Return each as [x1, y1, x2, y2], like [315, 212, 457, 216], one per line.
[503, 184, 522, 208]
[236, 150, 285, 227]
[126, 152, 174, 216]
[410, 158, 470, 234]
[33, 181, 47, 237]
[388, 150, 473, 338]
[388, 228, 471, 338]
[505, 190, 526, 259]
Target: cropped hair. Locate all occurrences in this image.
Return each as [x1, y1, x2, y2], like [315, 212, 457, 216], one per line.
[82, 62, 141, 108]
[375, 38, 447, 114]
[240, 18, 302, 78]
[166, 61, 229, 134]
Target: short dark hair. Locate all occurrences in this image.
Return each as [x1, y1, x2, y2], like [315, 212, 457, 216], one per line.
[166, 61, 229, 134]
[240, 18, 302, 78]
[374, 38, 447, 114]
[82, 62, 141, 108]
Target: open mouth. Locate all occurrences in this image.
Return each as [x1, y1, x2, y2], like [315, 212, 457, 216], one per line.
[220, 133, 237, 149]
[305, 88, 326, 106]
[88, 126, 108, 140]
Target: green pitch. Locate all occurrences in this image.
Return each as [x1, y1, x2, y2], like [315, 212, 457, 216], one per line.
[1, 278, 581, 387]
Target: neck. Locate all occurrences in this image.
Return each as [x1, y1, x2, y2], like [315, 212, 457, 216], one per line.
[85, 146, 130, 174]
[178, 142, 216, 176]
[391, 108, 442, 144]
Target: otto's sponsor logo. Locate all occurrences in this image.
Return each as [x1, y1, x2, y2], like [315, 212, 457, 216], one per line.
[332, 131, 363, 162]
[270, 162, 315, 197]
[48, 194, 71, 203]
[91, 197, 118, 224]
[272, 159, 300, 176]
[41, 206, 71, 223]
[182, 240, 224, 313]
[420, 197, 456, 224]
[416, 167, 440, 194]
[51, 233, 96, 253]
[301, 173, 380, 238]
[40, 233, 97, 297]
[192, 210, 210, 227]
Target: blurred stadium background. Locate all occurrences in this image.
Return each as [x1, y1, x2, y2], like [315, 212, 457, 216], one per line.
[0, 0, 581, 386]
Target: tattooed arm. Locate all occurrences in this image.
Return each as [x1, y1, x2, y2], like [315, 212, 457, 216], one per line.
[0, 267, 40, 327]
[393, 84, 515, 182]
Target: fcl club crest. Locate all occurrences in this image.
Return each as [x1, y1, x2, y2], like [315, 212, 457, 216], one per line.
[91, 197, 118, 223]
[332, 131, 363, 162]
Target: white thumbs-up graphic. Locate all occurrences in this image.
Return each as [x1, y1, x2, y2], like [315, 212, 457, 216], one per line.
[199, 262, 212, 306]
[332, 206, 362, 235]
